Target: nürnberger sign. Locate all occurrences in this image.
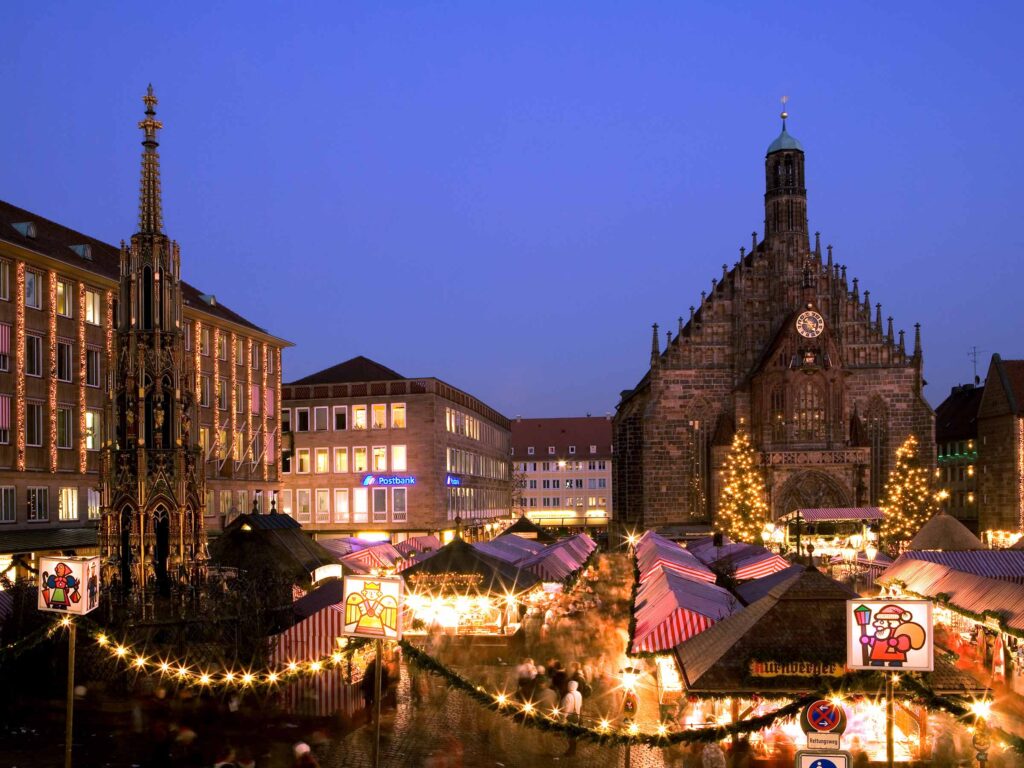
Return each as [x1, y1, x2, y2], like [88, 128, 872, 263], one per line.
[748, 660, 845, 678]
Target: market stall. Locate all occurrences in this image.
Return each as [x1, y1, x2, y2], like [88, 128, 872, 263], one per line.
[687, 536, 790, 581]
[631, 567, 738, 654]
[776, 507, 883, 560]
[636, 532, 716, 584]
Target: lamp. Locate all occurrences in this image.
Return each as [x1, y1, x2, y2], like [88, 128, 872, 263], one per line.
[864, 543, 877, 561]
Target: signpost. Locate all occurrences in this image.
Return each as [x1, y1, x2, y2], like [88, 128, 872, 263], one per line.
[799, 699, 847, 753]
[38, 555, 101, 768]
[343, 575, 403, 768]
[794, 751, 852, 768]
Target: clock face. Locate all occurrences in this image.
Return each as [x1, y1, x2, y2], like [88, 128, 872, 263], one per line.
[796, 310, 825, 338]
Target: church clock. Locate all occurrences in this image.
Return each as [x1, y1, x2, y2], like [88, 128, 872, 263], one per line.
[796, 310, 825, 338]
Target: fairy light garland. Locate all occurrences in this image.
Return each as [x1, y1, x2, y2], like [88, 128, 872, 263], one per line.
[260, 341, 268, 481]
[47, 270, 58, 473]
[15, 261, 26, 471]
[77, 281, 87, 473]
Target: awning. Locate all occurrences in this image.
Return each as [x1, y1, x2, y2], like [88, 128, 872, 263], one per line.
[778, 507, 883, 523]
[636, 534, 716, 584]
[632, 567, 738, 654]
[517, 533, 597, 582]
[894, 550, 1024, 583]
[0, 526, 98, 554]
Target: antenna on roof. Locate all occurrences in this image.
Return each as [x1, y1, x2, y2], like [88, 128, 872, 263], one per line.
[968, 346, 984, 385]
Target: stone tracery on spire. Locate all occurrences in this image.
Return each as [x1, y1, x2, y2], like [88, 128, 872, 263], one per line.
[138, 84, 164, 234]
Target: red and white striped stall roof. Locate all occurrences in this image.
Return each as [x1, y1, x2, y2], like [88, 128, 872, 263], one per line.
[780, 507, 884, 522]
[272, 603, 352, 717]
[732, 552, 792, 581]
[631, 568, 738, 654]
[897, 550, 1024, 583]
[636, 532, 716, 584]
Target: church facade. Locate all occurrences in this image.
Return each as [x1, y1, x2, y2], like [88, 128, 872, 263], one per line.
[614, 115, 935, 529]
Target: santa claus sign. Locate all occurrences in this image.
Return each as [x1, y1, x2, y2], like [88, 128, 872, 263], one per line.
[37, 555, 100, 616]
[847, 599, 933, 671]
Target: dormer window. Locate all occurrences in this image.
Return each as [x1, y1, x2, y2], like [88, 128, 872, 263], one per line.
[11, 222, 36, 238]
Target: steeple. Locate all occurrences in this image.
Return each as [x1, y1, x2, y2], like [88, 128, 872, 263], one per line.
[650, 323, 660, 367]
[138, 84, 164, 235]
[764, 97, 808, 247]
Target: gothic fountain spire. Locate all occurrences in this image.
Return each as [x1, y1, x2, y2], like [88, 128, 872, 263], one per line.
[138, 84, 164, 235]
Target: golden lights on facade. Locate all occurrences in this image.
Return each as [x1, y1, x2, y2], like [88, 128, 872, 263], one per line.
[47, 270, 58, 473]
[15, 261, 26, 471]
[77, 282, 87, 473]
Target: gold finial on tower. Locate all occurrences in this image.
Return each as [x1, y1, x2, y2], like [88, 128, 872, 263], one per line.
[137, 84, 164, 234]
[780, 95, 789, 127]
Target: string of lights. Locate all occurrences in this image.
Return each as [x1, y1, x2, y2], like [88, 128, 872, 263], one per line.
[716, 430, 769, 543]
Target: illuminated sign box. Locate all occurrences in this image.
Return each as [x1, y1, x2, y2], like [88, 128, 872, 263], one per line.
[362, 474, 417, 487]
[445, 474, 462, 487]
[847, 599, 934, 671]
[38, 555, 101, 616]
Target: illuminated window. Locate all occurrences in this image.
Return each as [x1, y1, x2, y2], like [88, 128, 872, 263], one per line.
[57, 407, 73, 449]
[279, 489, 293, 517]
[316, 489, 330, 523]
[296, 448, 311, 474]
[295, 408, 310, 432]
[58, 487, 78, 521]
[314, 406, 329, 431]
[216, 429, 228, 460]
[85, 411, 101, 450]
[200, 327, 210, 356]
[235, 338, 244, 363]
[353, 405, 367, 430]
[87, 488, 100, 520]
[334, 489, 350, 523]
[25, 270, 41, 309]
[86, 349, 101, 387]
[237, 490, 248, 517]
[372, 488, 387, 522]
[200, 376, 211, 407]
[296, 490, 311, 523]
[235, 383, 244, 413]
[57, 280, 73, 317]
[26, 402, 43, 446]
[217, 335, 228, 360]
[199, 428, 209, 459]
[372, 446, 387, 472]
[315, 448, 329, 473]
[0, 261, 8, 301]
[391, 445, 407, 472]
[333, 406, 347, 430]
[26, 487, 48, 521]
[217, 379, 228, 411]
[392, 488, 407, 522]
[333, 447, 349, 473]
[219, 490, 233, 518]
[590, 445, 597, 454]
[353, 487, 368, 523]
[0, 487, 14, 522]
[372, 404, 387, 430]
[233, 432, 243, 461]
[85, 290, 101, 325]
[354, 447, 368, 473]
[391, 403, 406, 429]
[794, 382, 825, 441]
[26, 334, 42, 377]
[204, 490, 214, 517]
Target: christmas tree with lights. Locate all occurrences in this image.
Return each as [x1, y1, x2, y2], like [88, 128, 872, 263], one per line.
[880, 434, 937, 550]
[716, 430, 769, 543]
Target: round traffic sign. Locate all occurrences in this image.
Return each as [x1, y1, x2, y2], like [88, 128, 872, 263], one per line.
[800, 700, 847, 734]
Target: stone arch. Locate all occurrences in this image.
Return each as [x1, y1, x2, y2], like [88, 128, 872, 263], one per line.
[776, 470, 851, 518]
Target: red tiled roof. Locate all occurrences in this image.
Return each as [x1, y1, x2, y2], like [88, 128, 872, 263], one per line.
[511, 416, 613, 460]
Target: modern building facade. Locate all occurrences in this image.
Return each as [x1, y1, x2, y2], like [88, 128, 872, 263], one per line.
[280, 356, 511, 543]
[935, 383, 983, 534]
[0, 90, 288, 581]
[510, 416, 613, 531]
[614, 114, 935, 529]
[977, 355, 1024, 536]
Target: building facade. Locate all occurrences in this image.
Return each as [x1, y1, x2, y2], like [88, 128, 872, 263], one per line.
[280, 356, 511, 543]
[0, 90, 288, 581]
[977, 355, 1024, 536]
[510, 416, 613, 531]
[934, 383, 983, 533]
[614, 115, 935, 529]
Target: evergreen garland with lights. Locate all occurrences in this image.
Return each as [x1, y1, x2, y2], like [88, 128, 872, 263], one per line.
[880, 434, 937, 548]
[715, 430, 769, 543]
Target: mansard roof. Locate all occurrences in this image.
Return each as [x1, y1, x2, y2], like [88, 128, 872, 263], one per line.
[935, 384, 984, 441]
[0, 199, 285, 340]
[287, 355, 406, 385]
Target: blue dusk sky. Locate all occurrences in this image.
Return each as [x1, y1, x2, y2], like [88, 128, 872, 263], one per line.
[2, 2, 1022, 417]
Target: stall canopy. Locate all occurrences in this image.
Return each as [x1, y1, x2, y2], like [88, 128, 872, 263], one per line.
[500, 515, 557, 543]
[636, 533, 716, 584]
[474, 536, 547, 564]
[395, 535, 441, 558]
[687, 536, 790, 581]
[907, 511, 983, 551]
[777, 507, 884, 523]
[674, 566, 984, 696]
[336, 541, 403, 574]
[880, 556, 1024, 635]
[516, 533, 596, 582]
[401, 537, 540, 593]
[894, 550, 1024, 584]
[632, 568, 739, 653]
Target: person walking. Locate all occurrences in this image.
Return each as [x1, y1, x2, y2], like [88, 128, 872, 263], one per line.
[561, 680, 583, 757]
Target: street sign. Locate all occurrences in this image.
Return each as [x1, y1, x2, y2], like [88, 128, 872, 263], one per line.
[795, 750, 851, 768]
[342, 575, 403, 640]
[800, 700, 847, 734]
[37, 556, 100, 615]
[806, 733, 842, 750]
[847, 599, 934, 671]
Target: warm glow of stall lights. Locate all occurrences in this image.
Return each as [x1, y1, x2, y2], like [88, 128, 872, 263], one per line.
[551, 707, 560, 717]
[242, 673, 255, 685]
[287, 661, 299, 672]
[267, 672, 279, 683]
[971, 700, 992, 719]
[828, 694, 846, 707]
[199, 673, 212, 685]
[599, 719, 611, 731]
[656, 723, 668, 736]
[60, 616, 72, 628]
[310, 661, 323, 673]
[355, 531, 391, 542]
[625, 531, 638, 547]
[495, 693, 508, 706]
[223, 671, 236, 683]
[522, 702, 534, 715]
[627, 722, 640, 736]
[133, 656, 147, 669]
[620, 670, 638, 689]
[115, 645, 128, 657]
[96, 634, 108, 646]
[160, 662, 171, 674]
[177, 667, 189, 679]
[331, 653, 343, 664]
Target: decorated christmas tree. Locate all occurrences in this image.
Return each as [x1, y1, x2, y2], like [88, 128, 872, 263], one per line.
[880, 434, 937, 549]
[716, 430, 769, 543]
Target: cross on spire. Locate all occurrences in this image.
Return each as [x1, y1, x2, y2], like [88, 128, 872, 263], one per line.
[780, 95, 789, 129]
[137, 84, 164, 234]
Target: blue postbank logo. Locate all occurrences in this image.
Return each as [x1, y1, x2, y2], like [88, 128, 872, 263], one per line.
[362, 474, 417, 487]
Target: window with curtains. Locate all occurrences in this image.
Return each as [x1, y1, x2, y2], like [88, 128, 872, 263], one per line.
[57, 281, 73, 317]
[392, 488, 407, 522]
[85, 290, 101, 325]
[333, 489, 349, 523]
[0, 323, 9, 371]
[0, 260, 8, 301]
[0, 487, 15, 522]
[316, 489, 330, 523]
[0, 394, 9, 444]
[251, 385, 261, 414]
[264, 387, 274, 416]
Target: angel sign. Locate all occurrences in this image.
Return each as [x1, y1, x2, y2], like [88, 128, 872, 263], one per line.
[343, 577, 402, 639]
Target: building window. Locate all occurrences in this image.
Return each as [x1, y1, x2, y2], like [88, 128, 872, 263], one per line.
[569, 445, 576, 455]
[200, 376, 211, 407]
[217, 335, 228, 360]
[57, 280, 73, 317]
[0, 487, 14, 523]
[57, 340, 73, 382]
[590, 445, 597, 454]
[372, 446, 387, 472]
[25, 270, 42, 309]
[232, 432, 244, 462]
[199, 427, 210, 459]
[527, 447, 535, 456]
[85, 411, 101, 450]
[372, 487, 387, 522]
[353, 487, 369, 523]
[86, 349, 101, 387]
[215, 429, 228, 460]
[58, 487, 78, 521]
[391, 445, 407, 472]
[548, 446, 555, 455]
[334, 489, 350, 523]
[314, 406, 329, 431]
[85, 290, 102, 325]
[296, 490, 311, 523]
[217, 379, 228, 411]
[57, 406, 73, 449]
[296, 448, 311, 474]
[218, 490, 233, 519]
[0, 261, 8, 301]
[794, 382, 825, 441]
[353, 405, 367, 430]
[26, 402, 43, 447]
[371, 404, 387, 430]
[315, 448, 329, 474]
[251, 345, 260, 369]
[87, 488, 101, 520]
[281, 450, 291, 473]
[295, 408, 310, 432]
[279, 489, 293, 517]
[0, 323, 9, 372]
[333, 406, 347, 430]
[235, 338, 244, 363]
[26, 334, 42, 376]
[281, 408, 291, 433]
[200, 327, 211, 356]
[354, 447, 368, 473]
[391, 403, 406, 429]
[235, 383, 244, 413]
[392, 488, 407, 522]
[184, 321, 192, 350]
[27, 487, 48, 522]
[316, 489, 330, 523]
[333, 447, 348, 473]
